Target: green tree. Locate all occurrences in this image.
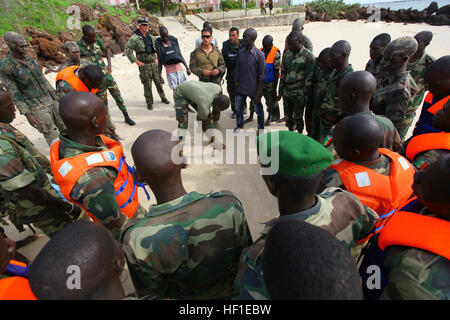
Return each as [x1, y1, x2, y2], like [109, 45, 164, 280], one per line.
[142, 0, 178, 17]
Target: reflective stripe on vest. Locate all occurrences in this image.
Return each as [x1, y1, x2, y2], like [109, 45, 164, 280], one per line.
[260, 46, 279, 83]
[330, 148, 415, 215]
[377, 209, 450, 260]
[49, 135, 139, 221]
[405, 132, 450, 161]
[412, 92, 448, 136]
[56, 66, 99, 95]
[0, 276, 37, 300]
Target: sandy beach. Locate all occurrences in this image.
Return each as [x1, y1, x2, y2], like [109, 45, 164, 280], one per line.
[5, 18, 450, 294]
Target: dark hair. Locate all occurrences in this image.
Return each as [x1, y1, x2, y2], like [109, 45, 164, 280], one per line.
[82, 24, 95, 35]
[201, 28, 212, 35]
[28, 221, 116, 300]
[83, 65, 104, 83]
[372, 33, 391, 47]
[229, 27, 239, 34]
[263, 218, 363, 300]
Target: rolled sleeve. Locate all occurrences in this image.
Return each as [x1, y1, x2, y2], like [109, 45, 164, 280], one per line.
[0, 169, 35, 191]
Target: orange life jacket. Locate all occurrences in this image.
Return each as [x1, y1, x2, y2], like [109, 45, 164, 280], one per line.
[405, 132, 450, 161]
[260, 46, 280, 83]
[0, 276, 37, 300]
[424, 92, 450, 116]
[56, 65, 99, 95]
[412, 92, 449, 136]
[49, 135, 140, 222]
[330, 148, 415, 215]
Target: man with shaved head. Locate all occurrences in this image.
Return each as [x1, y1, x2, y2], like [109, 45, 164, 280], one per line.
[318, 40, 353, 141]
[120, 129, 252, 299]
[321, 113, 415, 215]
[49, 92, 147, 240]
[322, 71, 403, 157]
[365, 33, 391, 78]
[57, 41, 92, 72]
[0, 31, 66, 146]
[360, 154, 450, 300]
[371, 37, 419, 138]
[411, 55, 450, 137]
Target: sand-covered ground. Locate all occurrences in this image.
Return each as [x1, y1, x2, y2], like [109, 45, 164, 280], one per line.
[5, 17, 450, 294]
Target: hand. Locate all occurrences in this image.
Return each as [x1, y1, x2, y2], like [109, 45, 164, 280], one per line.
[276, 94, 282, 101]
[160, 75, 165, 84]
[106, 65, 112, 73]
[186, 68, 192, 76]
[211, 68, 219, 76]
[254, 94, 261, 105]
[136, 60, 145, 67]
[202, 69, 212, 76]
[26, 114, 43, 131]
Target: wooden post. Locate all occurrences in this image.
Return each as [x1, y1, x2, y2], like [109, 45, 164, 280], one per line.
[135, 0, 140, 10]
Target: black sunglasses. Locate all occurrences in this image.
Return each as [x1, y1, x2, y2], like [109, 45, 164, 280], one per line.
[201, 35, 211, 39]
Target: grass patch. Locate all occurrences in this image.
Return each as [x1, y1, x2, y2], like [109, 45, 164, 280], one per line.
[306, 0, 360, 19]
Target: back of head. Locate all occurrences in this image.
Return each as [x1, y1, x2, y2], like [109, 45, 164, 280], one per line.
[292, 17, 305, 31]
[332, 40, 351, 57]
[4, 31, 25, 47]
[414, 31, 433, 45]
[28, 221, 116, 300]
[263, 218, 363, 300]
[372, 33, 391, 47]
[59, 91, 104, 131]
[339, 71, 377, 115]
[333, 113, 383, 160]
[82, 64, 104, 83]
[82, 24, 95, 35]
[424, 55, 450, 96]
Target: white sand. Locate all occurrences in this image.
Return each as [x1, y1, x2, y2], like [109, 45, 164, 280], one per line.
[6, 18, 450, 294]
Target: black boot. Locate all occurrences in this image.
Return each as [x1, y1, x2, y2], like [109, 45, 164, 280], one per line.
[122, 110, 136, 126]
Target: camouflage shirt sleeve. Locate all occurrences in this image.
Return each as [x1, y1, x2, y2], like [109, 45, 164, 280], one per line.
[0, 140, 35, 191]
[0, 65, 30, 115]
[385, 89, 410, 133]
[125, 35, 138, 64]
[55, 79, 75, 101]
[412, 149, 448, 171]
[321, 167, 345, 190]
[70, 166, 124, 239]
[189, 50, 202, 78]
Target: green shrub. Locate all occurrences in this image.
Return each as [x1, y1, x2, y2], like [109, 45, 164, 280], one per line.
[306, 0, 360, 19]
[221, 0, 257, 10]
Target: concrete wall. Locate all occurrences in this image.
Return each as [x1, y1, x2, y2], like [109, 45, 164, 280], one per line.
[197, 9, 262, 21]
[210, 12, 306, 30]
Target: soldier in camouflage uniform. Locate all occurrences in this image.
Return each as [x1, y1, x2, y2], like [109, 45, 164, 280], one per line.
[323, 71, 403, 158]
[121, 130, 252, 299]
[0, 32, 66, 146]
[55, 65, 104, 101]
[78, 25, 135, 132]
[178, 0, 188, 24]
[307, 47, 333, 141]
[371, 37, 419, 138]
[234, 131, 378, 299]
[277, 30, 315, 133]
[0, 87, 83, 237]
[57, 41, 92, 72]
[52, 92, 147, 240]
[365, 33, 391, 79]
[125, 18, 169, 110]
[318, 40, 353, 141]
[403, 31, 435, 139]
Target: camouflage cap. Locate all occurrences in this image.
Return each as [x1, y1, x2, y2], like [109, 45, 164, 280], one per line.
[138, 17, 149, 25]
[383, 36, 418, 59]
[63, 41, 80, 52]
[257, 131, 333, 177]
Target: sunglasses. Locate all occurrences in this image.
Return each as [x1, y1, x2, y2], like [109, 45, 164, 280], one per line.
[201, 35, 211, 39]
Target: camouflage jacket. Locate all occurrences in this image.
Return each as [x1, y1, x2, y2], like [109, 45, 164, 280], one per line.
[0, 52, 57, 115]
[409, 149, 449, 171]
[0, 124, 76, 235]
[308, 65, 332, 113]
[233, 187, 379, 300]
[77, 36, 114, 82]
[323, 112, 403, 158]
[365, 59, 382, 79]
[125, 32, 158, 64]
[279, 47, 315, 104]
[189, 46, 226, 84]
[56, 57, 92, 72]
[380, 207, 450, 300]
[371, 71, 418, 134]
[120, 190, 253, 300]
[57, 134, 146, 240]
[407, 52, 435, 95]
[319, 64, 354, 120]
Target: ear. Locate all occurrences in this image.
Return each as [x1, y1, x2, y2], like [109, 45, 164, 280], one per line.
[262, 174, 278, 197]
[352, 149, 360, 158]
[91, 115, 98, 129]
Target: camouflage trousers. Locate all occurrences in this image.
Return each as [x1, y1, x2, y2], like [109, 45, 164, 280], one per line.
[173, 89, 215, 131]
[283, 95, 305, 132]
[97, 73, 127, 131]
[181, 10, 187, 24]
[139, 62, 166, 107]
[200, 78, 222, 122]
[400, 92, 425, 140]
[262, 82, 280, 119]
[30, 101, 66, 146]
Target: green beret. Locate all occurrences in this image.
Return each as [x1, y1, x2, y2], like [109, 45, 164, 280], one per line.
[257, 131, 333, 177]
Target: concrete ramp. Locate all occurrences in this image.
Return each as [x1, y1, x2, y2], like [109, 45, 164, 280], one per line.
[210, 12, 306, 30]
